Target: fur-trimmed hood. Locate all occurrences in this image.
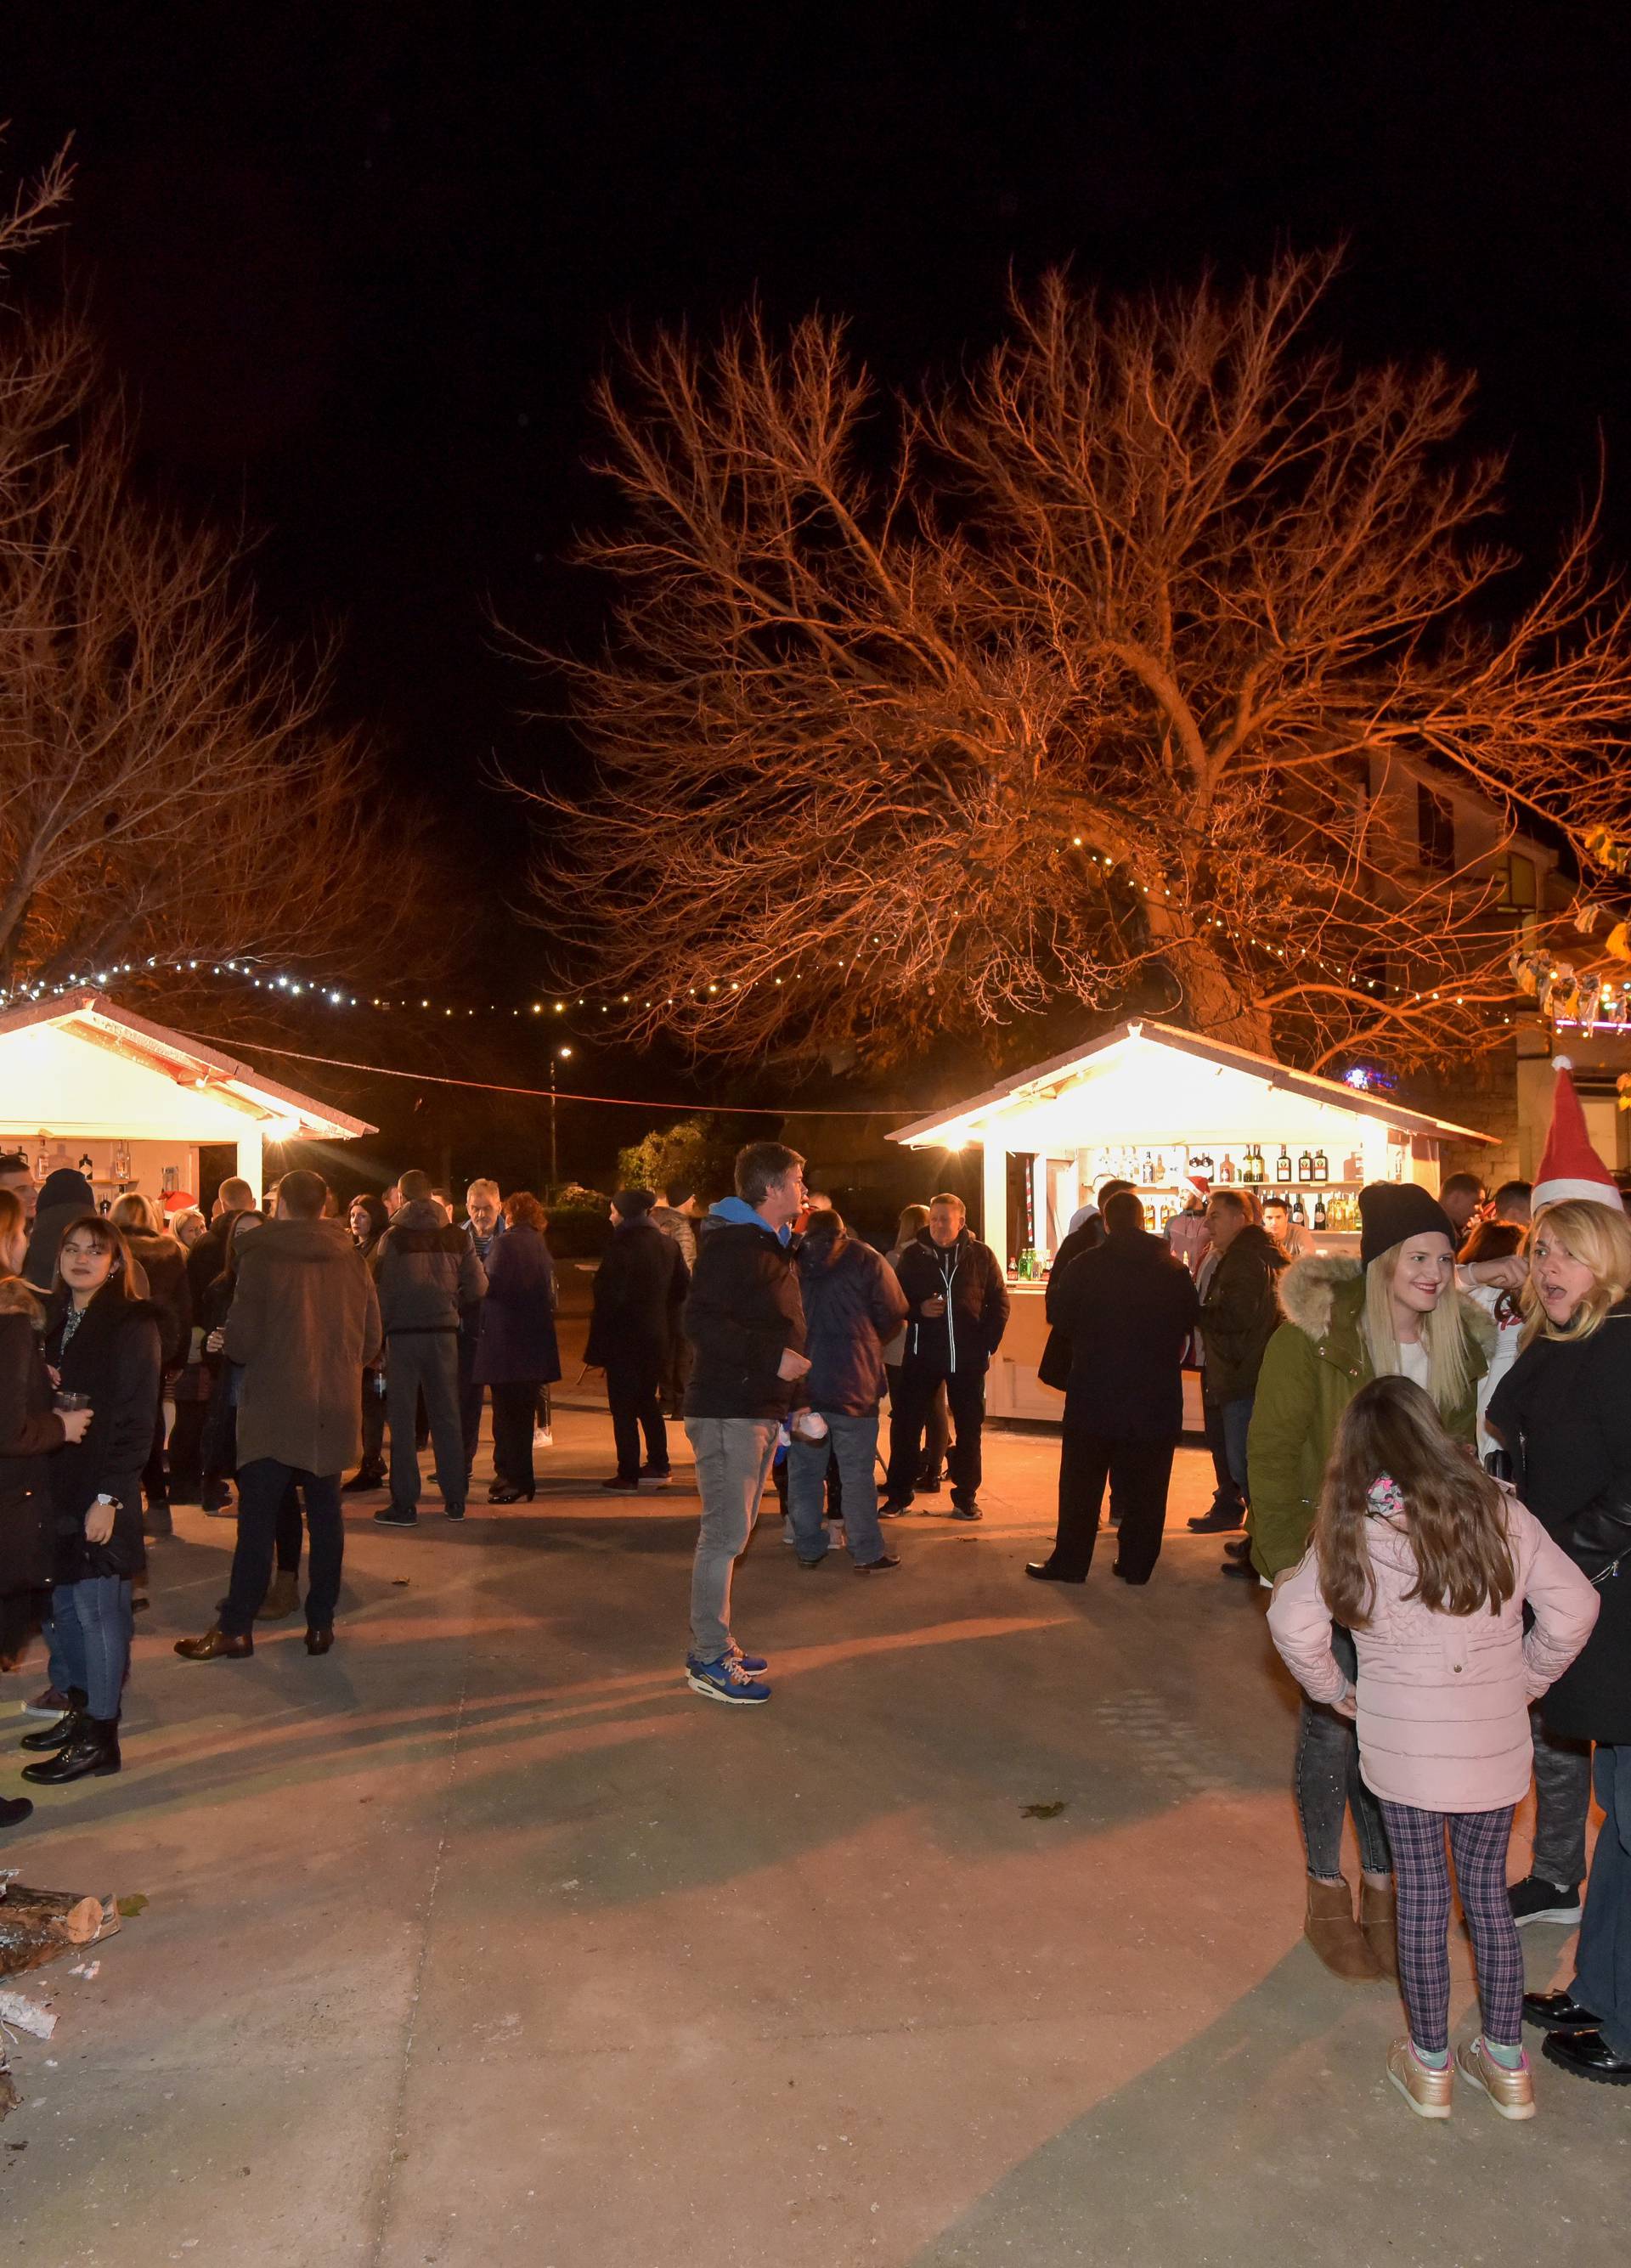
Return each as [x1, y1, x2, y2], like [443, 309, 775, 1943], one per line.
[0, 1272, 43, 1324]
[1275, 1250, 1496, 1362]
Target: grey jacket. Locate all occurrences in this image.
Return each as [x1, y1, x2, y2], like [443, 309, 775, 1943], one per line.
[374, 1199, 487, 1334]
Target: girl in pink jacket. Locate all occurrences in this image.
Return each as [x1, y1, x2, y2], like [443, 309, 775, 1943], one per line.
[1268, 1374, 1599, 2124]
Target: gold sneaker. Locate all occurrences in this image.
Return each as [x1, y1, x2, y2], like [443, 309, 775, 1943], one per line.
[1386, 2038, 1453, 2118]
[1456, 2036, 1536, 2121]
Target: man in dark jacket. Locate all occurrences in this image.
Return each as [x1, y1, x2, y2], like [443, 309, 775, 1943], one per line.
[184, 1176, 257, 1308]
[1028, 1188, 1199, 1585]
[371, 1170, 486, 1526]
[1190, 1189, 1287, 1546]
[176, 1170, 381, 1660]
[680, 1141, 810, 1704]
[457, 1178, 504, 1489]
[789, 1211, 908, 1571]
[587, 1188, 690, 1492]
[882, 1193, 1009, 1520]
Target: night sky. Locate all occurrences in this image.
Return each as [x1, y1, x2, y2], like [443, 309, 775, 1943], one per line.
[4, 4, 1631, 1176]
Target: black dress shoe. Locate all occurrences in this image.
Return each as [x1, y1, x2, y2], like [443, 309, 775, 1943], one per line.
[1186, 1506, 1244, 1533]
[21, 1718, 121, 1783]
[341, 1466, 386, 1494]
[1223, 1537, 1252, 1560]
[0, 1795, 32, 1828]
[1541, 2028, 1631, 2084]
[1524, 1989, 1604, 2032]
[20, 1705, 87, 1753]
[1025, 1560, 1086, 1583]
[488, 1484, 533, 1504]
[174, 1626, 254, 1661]
[1110, 1560, 1152, 1584]
[305, 1627, 335, 1656]
[1220, 1556, 1258, 1580]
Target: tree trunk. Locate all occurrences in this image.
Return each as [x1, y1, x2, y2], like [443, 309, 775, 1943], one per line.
[0, 1883, 119, 1979]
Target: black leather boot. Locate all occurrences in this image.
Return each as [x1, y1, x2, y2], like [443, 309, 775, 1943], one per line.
[21, 1716, 121, 1784]
[20, 1690, 88, 1752]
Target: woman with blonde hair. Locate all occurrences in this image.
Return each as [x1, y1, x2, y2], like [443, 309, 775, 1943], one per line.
[1248, 1182, 1493, 1979]
[1487, 1156, 1631, 2088]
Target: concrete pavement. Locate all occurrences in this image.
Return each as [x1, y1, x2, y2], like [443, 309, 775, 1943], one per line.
[0, 1414, 1619, 2267]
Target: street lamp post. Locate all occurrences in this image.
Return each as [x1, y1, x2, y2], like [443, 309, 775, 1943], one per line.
[550, 1046, 572, 1192]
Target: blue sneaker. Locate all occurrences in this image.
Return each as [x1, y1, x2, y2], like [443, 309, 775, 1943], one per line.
[727, 1644, 770, 1673]
[685, 1654, 772, 1705]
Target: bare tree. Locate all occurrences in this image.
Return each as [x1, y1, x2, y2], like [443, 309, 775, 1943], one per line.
[521, 253, 1631, 1069]
[0, 314, 440, 1007]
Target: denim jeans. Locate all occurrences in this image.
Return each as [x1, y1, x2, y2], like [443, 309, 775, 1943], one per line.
[386, 1331, 464, 1510]
[221, 1459, 344, 1637]
[685, 1417, 779, 1660]
[1573, 1743, 1631, 2060]
[788, 1410, 886, 1565]
[1200, 1393, 1244, 1515]
[1220, 1394, 1254, 1498]
[1294, 1623, 1392, 1878]
[51, 1576, 133, 1720]
[1531, 1708, 1594, 1887]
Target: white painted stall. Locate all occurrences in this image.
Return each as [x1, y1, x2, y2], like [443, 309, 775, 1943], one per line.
[889, 1019, 1493, 1422]
[0, 990, 374, 1210]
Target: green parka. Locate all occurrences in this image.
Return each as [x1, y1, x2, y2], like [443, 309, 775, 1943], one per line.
[1245, 1255, 1492, 1579]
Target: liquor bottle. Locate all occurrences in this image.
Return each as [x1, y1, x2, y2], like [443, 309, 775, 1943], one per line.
[1219, 1151, 1235, 1184]
[1313, 1193, 1327, 1232]
[1297, 1148, 1312, 1183]
[1241, 1145, 1257, 1184]
[1252, 1144, 1267, 1184]
[1313, 1148, 1329, 1184]
[77, 1153, 94, 1178]
[1143, 1152, 1158, 1186]
[1276, 1143, 1291, 1180]
[1292, 1193, 1306, 1227]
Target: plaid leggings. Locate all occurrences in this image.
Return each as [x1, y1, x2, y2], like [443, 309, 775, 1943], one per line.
[1379, 1800, 1523, 2052]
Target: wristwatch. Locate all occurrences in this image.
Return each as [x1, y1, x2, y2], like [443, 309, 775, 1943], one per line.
[93, 1493, 118, 1509]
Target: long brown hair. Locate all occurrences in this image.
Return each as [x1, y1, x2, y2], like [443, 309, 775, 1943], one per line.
[1316, 1375, 1515, 1627]
[54, 1214, 140, 1301]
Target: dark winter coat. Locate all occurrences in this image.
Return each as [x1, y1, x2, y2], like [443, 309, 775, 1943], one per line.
[0, 1279, 61, 1597]
[22, 1170, 94, 1294]
[473, 1224, 562, 1386]
[1197, 1223, 1288, 1403]
[1246, 1256, 1491, 1580]
[795, 1227, 909, 1415]
[123, 1229, 193, 1368]
[226, 1217, 382, 1475]
[374, 1199, 488, 1335]
[186, 1206, 256, 1309]
[894, 1227, 1010, 1377]
[586, 1215, 688, 1385]
[43, 1287, 164, 1583]
[1044, 1228, 1200, 1441]
[683, 1201, 806, 1421]
[1487, 1300, 1631, 1743]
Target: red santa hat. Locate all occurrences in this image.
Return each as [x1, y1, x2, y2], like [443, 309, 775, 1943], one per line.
[1532, 1058, 1623, 1213]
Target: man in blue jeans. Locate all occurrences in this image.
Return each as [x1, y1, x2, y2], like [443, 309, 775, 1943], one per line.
[789, 1210, 909, 1572]
[175, 1170, 381, 1662]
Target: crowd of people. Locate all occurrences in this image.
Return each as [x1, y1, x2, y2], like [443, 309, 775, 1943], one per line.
[2, 1067, 1628, 2118]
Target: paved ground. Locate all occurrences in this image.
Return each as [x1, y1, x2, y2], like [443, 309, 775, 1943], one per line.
[0, 1410, 1622, 2267]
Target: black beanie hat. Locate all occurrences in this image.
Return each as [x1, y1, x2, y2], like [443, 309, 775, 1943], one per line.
[612, 1187, 657, 1219]
[1357, 1181, 1457, 1269]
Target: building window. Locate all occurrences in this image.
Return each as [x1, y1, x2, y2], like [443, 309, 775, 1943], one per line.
[1498, 852, 1537, 911]
[1417, 783, 1455, 872]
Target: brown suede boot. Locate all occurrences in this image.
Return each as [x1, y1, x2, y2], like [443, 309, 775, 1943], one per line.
[1305, 1876, 1384, 1979]
[257, 1569, 301, 1621]
[1360, 1878, 1400, 1979]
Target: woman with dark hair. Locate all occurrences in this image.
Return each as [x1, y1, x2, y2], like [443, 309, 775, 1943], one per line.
[341, 1193, 392, 1493]
[0, 1188, 94, 1825]
[108, 1192, 192, 1537]
[1270, 1376, 1595, 2120]
[474, 1192, 561, 1503]
[19, 1216, 161, 1786]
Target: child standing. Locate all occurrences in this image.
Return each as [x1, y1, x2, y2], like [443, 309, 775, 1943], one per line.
[1268, 1374, 1599, 2120]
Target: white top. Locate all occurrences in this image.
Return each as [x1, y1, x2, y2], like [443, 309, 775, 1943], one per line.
[1397, 1340, 1431, 1391]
